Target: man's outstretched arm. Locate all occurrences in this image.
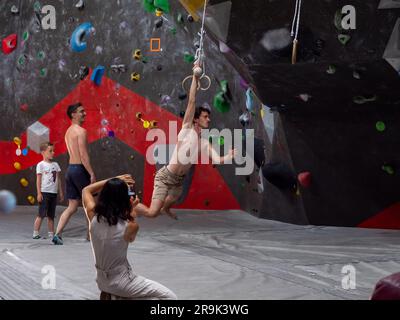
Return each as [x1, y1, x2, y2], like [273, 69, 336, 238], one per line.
[182, 66, 200, 127]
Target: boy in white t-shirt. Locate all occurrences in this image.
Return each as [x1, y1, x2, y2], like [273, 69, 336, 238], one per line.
[33, 142, 64, 239]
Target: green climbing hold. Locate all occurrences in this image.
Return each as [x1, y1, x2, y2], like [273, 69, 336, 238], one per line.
[326, 65, 336, 75]
[170, 27, 177, 35]
[142, 56, 149, 63]
[334, 9, 344, 31]
[37, 51, 46, 60]
[353, 95, 377, 105]
[142, 0, 170, 14]
[18, 55, 26, 66]
[23, 31, 29, 41]
[376, 121, 386, 132]
[39, 68, 48, 77]
[218, 136, 225, 146]
[34, 1, 41, 12]
[382, 165, 395, 175]
[338, 34, 351, 45]
[184, 52, 195, 63]
[213, 91, 230, 113]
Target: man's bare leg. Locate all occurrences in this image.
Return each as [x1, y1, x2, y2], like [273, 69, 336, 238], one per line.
[161, 195, 179, 220]
[134, 199, 164, 218]
[55, 199, 79, 236]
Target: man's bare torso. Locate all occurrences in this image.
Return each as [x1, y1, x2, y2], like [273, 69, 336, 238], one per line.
[167, 125, 207, 176]
[65, 124, 85, 164]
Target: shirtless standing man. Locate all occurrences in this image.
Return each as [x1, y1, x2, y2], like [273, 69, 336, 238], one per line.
[52, 103, 96, 245]
[134, 65, 236, 220]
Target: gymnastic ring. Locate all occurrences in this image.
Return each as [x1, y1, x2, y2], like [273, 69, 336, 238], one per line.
[182, 75, 211, 92]
[70, 22, 94, 52]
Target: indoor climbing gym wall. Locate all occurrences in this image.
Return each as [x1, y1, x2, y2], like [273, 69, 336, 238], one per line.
[1, 0, 400, 230]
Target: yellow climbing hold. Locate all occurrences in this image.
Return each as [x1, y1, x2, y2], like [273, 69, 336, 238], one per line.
[20, 178, 29, 187]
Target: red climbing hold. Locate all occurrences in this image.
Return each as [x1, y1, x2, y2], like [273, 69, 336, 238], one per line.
[298, 172, 311, 188]
[2, 34, 18, 55]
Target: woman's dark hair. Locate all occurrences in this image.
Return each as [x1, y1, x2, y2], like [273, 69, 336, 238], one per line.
[94, 178, 133, 226]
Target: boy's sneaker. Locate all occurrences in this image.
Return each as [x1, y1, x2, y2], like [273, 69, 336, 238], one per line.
[33, 235, 41, 240]
[52, 234, 63, 245]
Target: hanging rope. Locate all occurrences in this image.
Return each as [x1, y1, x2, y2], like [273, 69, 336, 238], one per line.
[291, 0, 302, 65]
[182, 0, 211, 91]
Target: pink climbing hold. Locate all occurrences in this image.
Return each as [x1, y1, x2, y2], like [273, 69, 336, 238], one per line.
[2, 34, 18, 54]
[298, 171, 311, 188]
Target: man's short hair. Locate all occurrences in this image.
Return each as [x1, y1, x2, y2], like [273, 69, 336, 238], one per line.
[194, 106, 211, 120]
[67, 102, 82, 119]
[40, 142, 53, 152]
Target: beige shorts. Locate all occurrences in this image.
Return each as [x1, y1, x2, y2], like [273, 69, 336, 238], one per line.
[152, 166, 185, 201]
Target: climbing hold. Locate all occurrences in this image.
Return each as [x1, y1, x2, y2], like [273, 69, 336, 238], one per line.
[13, 137, 22, 146]
[108, 130, 115, 138]
[14, 162, 22, 171]
[23, 31, 29, 42]
[353, 95, 377, 105]
[239, 112, 250, 127]
[133, 49, 142, 60]
[0, 190, 17, 214]
[27, 195, 36, 205]
[75, 0, 85, 10]
[22, 148, 29, 156]
[130, 155, 135, 160]
[111, 64, 127, 73]
[11, 5, 19, 14]
[218, 137, 225, 146]
[2, 34, 18, 55]
[338, 34, 351, 45]
[353, 70, 361, 80]
[298, 172, 312, 188]
[91, 66, 105, 86]
[219, 41, 231, 53]
[131, 72, 140, 82]
[246, 88, 255, 111]
[70, 22, 94, 52]
[239, 77, 249, 90]
[334, 9, 344, 31]
[79, 66, 89, 80]
[20, 104, 28, 112]
[20, 178, 29, 188]
[298, 94, 312, 102]
[213, 92, 230, 113]
[177, 13, 184, 24]
[155, 8, 163, 16]
[262, 162, 297, 190]
[170, 27, 177, 35]
[187, 15, 194, 22]
[155, 18, 163, 28]
[37, 51, 46, 60]
[184, 52, 195, 63]
[179, 111, 185, 118]
[39, 68, 48, 77]
[143, 0, 170, 14]
[156, 65, 162, 71]
[178, 93, 187, 100]
[382, 164, 395, 175]
[326, 65, 336, 75]
[204, 200, 210, 206]
[376, 121, 386, 132]
[136, 112, 157, 129]
[160, 95, 171, 105]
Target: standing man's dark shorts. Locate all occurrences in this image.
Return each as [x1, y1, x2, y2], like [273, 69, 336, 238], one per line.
[39, 193, 57, 219]
[65, 164, 90, 200]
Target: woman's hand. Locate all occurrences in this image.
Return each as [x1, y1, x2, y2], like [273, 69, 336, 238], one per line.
[117, 174, 135, 188]
[129, 196, 140, 218]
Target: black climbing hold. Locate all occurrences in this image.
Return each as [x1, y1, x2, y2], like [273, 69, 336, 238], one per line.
[179, 111, 185, 118]
[155, 18, 163, 28]
[254, 138, 266, 168]
[156, 65, 162, 71]
[245, 176, 251, 183]
[178, 93, 187, 100]
[79, 66, 89, 80]
[262, 162, 297, 190]
[187, 15, 194, 22]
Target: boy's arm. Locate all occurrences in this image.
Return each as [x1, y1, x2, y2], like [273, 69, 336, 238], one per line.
[36, 174, 43, 202]
[57, 172, 64, 202]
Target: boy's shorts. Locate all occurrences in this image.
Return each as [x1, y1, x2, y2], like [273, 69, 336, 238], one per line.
[38, 192, 57, 219]
[152, 166, 185, 201]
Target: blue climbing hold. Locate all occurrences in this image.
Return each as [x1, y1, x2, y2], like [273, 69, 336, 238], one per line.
[22, 148, 29, 156]
[70, 22, 94, 52]
[0, 190, 17, 214]
[246, 88, 255, 112]
[91, 66, 105, 86]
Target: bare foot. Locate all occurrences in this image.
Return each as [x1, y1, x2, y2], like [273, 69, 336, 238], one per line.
[162, 208, 178, 220]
